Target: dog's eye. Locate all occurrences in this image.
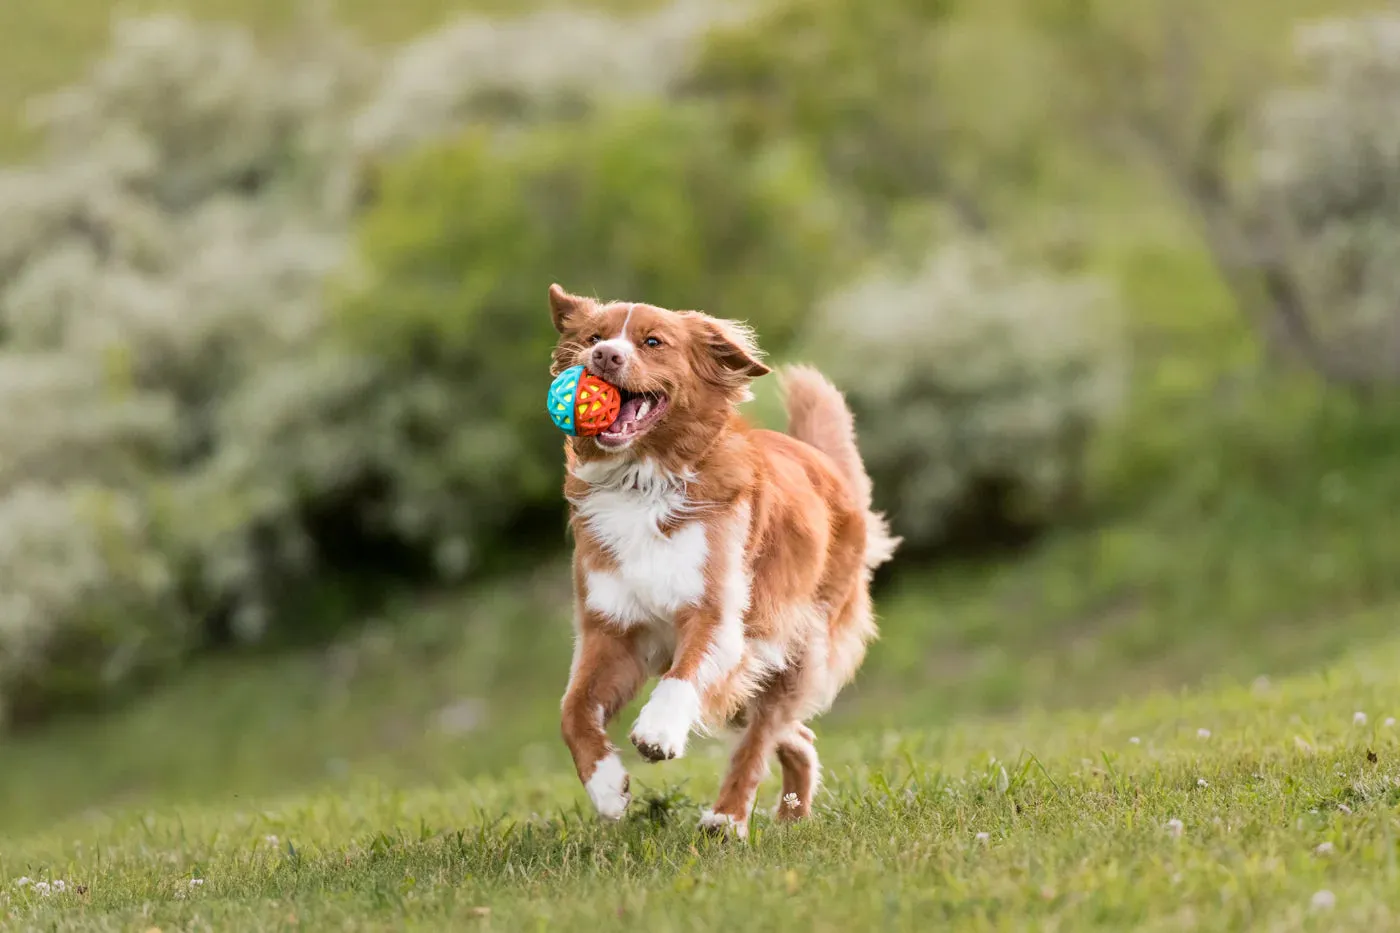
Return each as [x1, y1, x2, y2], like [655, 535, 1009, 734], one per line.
[644, 336, 662, 348]
[587, 334, 602, 345]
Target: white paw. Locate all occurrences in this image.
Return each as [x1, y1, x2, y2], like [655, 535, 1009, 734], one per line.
[630, 678, 699, 762]
[585, 752, 630, 821]
[698, 808, 748, 840]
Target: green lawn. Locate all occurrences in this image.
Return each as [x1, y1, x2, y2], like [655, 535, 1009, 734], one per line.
[4, 630, 1399, 930]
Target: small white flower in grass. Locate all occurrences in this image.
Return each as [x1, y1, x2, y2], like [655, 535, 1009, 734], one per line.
[1129, 736, 1141, 745]
[1386, 718, 1397, 728]
[189, 879, 204, 888]
[1197, 778, 1209, 788]
[52, 880, 65, 893]
[33, 882, 50, 896]
[14, 878, 29, 888]
[975, 832, 990, 843]
[782, 793, 800, 810]
[265, 834, 279, 846]
[1315, 842, 1335, 856]
[1197, 728, 1211, 739]
[1355, 711, 1368, 726]
[1311, 890, 1336, 911]
[1337, 803, 1353, 815]
[1166, 818, 1184, 837]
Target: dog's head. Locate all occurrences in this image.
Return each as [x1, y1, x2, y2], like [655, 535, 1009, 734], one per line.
[548, 284, 771, 456]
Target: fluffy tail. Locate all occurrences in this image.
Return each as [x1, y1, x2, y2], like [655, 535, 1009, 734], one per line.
[779, 365, 900, 570]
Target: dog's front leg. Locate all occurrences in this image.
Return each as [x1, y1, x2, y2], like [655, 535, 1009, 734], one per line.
[628, 606, 738, 762]
[629, 505, 751, 763]
[561, 623, 646, 820]
[630, 602, 750, 762]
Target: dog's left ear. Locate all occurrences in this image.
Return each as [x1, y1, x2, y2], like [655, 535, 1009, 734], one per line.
[549, 283, 589, 334]
[694, 314, 772, 380]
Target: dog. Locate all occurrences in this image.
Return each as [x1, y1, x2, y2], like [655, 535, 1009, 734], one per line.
[548, 283, 898, 838]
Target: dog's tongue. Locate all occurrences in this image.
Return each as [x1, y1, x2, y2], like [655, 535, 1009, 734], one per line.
[604, 396, 650, 435]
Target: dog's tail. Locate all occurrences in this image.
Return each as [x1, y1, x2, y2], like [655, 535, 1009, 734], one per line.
[779, 364, 900, 570]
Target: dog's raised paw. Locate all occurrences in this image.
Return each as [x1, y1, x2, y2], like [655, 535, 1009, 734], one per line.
[630, 737, 675, 763]
[628, 679, 698, 763]
[585, 753, 631, 820]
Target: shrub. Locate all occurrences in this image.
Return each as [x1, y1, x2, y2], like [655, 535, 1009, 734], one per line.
[801, 241, 1126, 552]
[681, 0, 973, 236]
[0, 484, 187, 728]
[355, 0, 746, 154]
[1244, 14, 1400, 387]
[0, 14, 375, 661]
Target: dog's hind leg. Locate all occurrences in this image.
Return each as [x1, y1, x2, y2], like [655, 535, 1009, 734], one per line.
[774, 723, 820, 821]
[698, 703, 783, 840]
[698, 667, 806, 840]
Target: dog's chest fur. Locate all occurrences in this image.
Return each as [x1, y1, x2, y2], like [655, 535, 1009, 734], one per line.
[572, 460, 708, 635]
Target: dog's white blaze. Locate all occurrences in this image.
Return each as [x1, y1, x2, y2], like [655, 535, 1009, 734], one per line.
[585, 752, 630, 820]
[593, 337, 633, 363]
[695, 501, 753, 689]
[592, 305, 639, 366]
[631, 677, 700, 758]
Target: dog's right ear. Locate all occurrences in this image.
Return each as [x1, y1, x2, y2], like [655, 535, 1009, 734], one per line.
[549, 284, 588, 333]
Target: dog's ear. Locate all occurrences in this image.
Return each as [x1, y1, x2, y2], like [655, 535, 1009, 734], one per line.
[549, 283, 589, 333]
[690, 313, 772, 383]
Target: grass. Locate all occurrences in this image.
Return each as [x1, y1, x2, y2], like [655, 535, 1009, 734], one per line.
[5, 631, 1400, 930]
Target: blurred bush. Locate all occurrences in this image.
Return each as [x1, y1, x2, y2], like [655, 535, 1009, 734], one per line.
[0, 483, 187, 727]
[355, 0, 745, 153]
[1245, 14, 1400, 388]
[0, 13, 373, 720]
[803, 241, 1126, 553]
[683, 0, 979, 237]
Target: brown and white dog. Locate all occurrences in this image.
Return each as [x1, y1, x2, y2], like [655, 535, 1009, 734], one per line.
[549, 284, 898, 838]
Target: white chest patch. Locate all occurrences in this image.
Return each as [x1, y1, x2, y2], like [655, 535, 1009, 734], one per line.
[573, 459, 708, 631]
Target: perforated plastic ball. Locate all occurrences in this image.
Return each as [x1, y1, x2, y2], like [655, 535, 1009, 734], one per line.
[547, 365, 622, 436]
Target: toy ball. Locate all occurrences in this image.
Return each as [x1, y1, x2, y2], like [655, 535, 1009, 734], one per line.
[547, 365, 621, 436]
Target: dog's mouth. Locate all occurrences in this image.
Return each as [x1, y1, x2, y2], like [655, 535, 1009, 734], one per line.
[597, 388, 670, 449]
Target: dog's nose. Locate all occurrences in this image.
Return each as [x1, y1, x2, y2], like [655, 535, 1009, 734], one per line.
[591, 343, 626, 374]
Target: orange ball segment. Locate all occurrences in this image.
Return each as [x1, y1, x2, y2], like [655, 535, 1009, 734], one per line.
[546, 365, 622, 437]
